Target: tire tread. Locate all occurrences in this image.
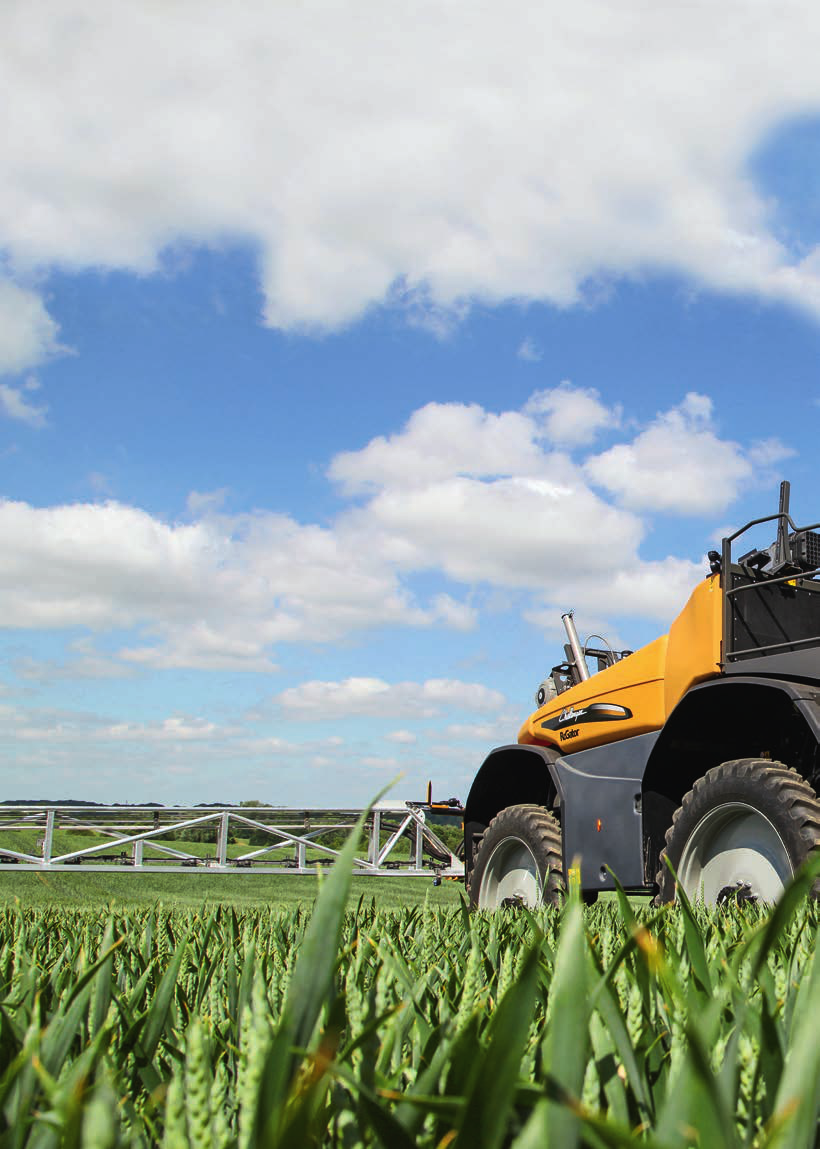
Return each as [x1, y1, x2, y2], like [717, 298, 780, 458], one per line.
[655, 758, 820, 904]
[469, 803, 563, 909]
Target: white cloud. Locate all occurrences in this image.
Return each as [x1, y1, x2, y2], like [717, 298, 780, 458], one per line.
[353, 473, 642, 588]
[517, 337, 542, 362]
[15, 637, 134, 682]
[275, 677, 507, 719]
[328, 401, 546, 495]
[0, 697, 399, 804]
[0, 382, 47, 427]
[186, 488, 230, 516]
[748, 439, 797, 468]
[119, 629, 279, 674]
[0, 498, 465, 669]
[105, 716, 238, 743]
[525, 556, 707, 627]
[584, 393, 787, 514]
[431, 594, 477, 631]
[442, 720, 520, 743]
[0, 703, 239, 746]
[0, 388, 785, 671]
[0, 281, 62, 377]
[329, 389, 643, 592]
[525, 382, 617, 446]
[331, 389, 789, 620]
[6, 3, 820, 342]
[360, 755, 400, 770]
[0, 700, 348, 758]
[386, 729, 417, 744]
[329, 383, 617, 498]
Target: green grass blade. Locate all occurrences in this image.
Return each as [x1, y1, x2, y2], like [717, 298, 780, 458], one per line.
[661, 856, 713, 997]
[765, 934, 820, 1149]
[453, 941, 541, 1149]
[40, 982, 94, 1078]
[253, 796, 384, 1142]
[539, 898, 589, 1149]
[741, 851, 820, 982]
[140, 929, 189, 1060]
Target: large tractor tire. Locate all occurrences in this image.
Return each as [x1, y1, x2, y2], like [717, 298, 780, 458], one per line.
[469, 804, 563, 910]
[655, 760, 820, 905]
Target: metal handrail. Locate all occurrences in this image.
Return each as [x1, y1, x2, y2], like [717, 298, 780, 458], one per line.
[720, 491, 820, 664]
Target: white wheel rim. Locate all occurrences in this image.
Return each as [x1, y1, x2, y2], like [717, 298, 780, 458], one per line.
[477, 836, 540, 908]
[677, 801, 793, 903]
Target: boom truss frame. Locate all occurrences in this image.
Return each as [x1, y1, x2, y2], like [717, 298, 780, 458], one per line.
[0, 804, 464, 878]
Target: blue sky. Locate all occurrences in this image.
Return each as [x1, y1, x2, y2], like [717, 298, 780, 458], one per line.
[2, 2, 820, 805]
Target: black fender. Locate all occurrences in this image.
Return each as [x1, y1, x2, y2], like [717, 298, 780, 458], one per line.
[463, 744, 559, 879]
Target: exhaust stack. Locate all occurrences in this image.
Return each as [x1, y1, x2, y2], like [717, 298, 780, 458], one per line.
[561, 611, 590, 682]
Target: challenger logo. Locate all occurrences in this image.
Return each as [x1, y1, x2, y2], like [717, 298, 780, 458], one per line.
[541, 701, 633, 733]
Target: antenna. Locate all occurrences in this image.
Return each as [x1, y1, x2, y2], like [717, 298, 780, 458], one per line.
[774, 480, 791, 570]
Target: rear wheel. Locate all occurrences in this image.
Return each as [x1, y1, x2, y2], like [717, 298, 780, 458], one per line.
[655, 760, 820, 904]
[469, 804, 563, 910]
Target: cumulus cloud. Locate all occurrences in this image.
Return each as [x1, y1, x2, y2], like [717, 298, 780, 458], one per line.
[275, 677, 507, 719]
[524, 556, 708, 630]
[104, 717, 237, 743]
[0, 498, 463, 670]
[0, 700, 354, 758]
[328, 401, 545, 495]
[329, 387, 640, 592]
[5, 3, 820, 348]
[0, 694, 396, 805]
[525, 383, 618, 447]
[0, 704, 238, 748]
[329, 383, 618, 498]
[0, 281, 62, 377]
[331, 388, 792, 618]
[352, 473, 642, 589]
[0, 381, 47, 427]
[584, 393, 772, 513]
[0, 387, 789, 670]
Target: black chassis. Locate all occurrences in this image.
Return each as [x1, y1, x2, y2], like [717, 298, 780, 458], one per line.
[464, 675, 820, 895]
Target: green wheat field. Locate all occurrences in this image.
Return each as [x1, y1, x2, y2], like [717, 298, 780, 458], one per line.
[2, 829, 820, 1147]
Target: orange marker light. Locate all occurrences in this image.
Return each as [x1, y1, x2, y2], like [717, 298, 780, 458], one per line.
[596, 818, 602, 832]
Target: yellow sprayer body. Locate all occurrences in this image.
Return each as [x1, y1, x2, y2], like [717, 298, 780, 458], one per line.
[519, 574, 723, 753]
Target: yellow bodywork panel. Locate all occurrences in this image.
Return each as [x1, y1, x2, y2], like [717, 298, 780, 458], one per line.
[663, 573, 722, 714]
[519, 636, 668, 753]
[519, 575, 723, 754]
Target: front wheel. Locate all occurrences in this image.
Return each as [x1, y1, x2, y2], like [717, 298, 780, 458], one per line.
[469, 804, 563, 910]
[655, 760, 820, 905]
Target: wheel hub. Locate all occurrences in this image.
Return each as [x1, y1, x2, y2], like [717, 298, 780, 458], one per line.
[677, 801, 792, 904]
[477, 836, 541, 909]
[716, 880, 758, 906]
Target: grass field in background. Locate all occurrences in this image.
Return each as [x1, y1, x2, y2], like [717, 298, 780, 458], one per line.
[2, 875, 820, 1146]
[0, 869, 465, 909]
[0, 815, 464, 910]
[2, 812, 820, 1147]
